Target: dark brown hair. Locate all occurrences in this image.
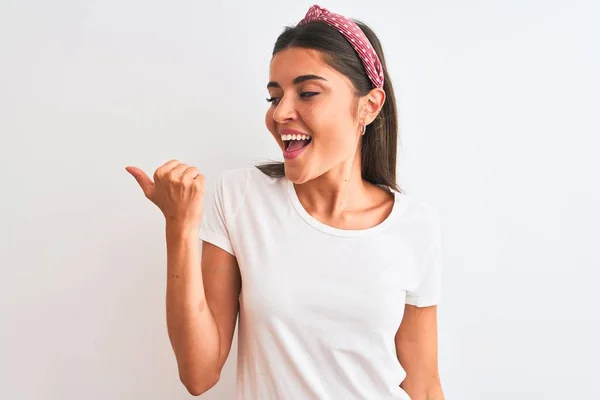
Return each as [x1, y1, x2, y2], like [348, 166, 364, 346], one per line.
[256, 19, 401, 193]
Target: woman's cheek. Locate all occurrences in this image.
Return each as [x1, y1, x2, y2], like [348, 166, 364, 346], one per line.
[265, 109, 276, 132]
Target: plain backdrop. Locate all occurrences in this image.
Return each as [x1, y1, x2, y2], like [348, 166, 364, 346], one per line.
[1, 1, 599, 399]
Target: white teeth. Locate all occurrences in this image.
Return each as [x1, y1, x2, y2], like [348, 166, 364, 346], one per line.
[281, 134, 310, 141]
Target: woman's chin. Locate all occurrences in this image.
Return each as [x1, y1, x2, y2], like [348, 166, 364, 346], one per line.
[284, 165, 310, 184]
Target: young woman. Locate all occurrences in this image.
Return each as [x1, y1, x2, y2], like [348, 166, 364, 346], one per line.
[127, 5, 444, 400]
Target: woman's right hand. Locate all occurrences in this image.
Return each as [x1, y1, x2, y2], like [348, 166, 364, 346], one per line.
[126, 160, 206, 230]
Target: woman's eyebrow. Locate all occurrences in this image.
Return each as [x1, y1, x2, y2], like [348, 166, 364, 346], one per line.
[267, 74, 328, 89]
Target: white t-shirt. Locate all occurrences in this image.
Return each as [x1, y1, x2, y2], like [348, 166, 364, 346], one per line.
[199, 166, 442, 400]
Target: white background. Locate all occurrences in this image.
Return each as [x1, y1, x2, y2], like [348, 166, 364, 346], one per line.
[1, 1, 599, 399]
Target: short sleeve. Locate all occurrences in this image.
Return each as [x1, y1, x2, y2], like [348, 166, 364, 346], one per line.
[405, 208, 442, 307]
[199, 174, 235, 256]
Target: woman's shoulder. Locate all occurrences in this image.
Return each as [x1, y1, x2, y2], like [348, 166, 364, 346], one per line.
[207, 165, 286, 223]
[216, 164, 252, 182]
[211, 164, 286, 205]
[216, 164, 283, 187]
[402, 194, 440, 222]
[395, 193, 441, 241]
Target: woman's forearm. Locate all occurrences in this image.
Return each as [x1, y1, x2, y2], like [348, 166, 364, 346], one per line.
[165, 222, 220, 395]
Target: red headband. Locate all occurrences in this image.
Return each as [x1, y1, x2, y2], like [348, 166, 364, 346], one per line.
[298, 5, 384, 89]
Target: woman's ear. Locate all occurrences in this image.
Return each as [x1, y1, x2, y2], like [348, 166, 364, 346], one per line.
[362, 88, 386, 125]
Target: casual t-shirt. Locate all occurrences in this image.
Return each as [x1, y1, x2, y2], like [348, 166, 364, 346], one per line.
[199, 165, 442, 400]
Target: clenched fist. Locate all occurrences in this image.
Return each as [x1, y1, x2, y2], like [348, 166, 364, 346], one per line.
[126, 160, 205, 230]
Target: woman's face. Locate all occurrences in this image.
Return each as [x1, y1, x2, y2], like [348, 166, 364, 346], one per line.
[265, 47, 365, 184]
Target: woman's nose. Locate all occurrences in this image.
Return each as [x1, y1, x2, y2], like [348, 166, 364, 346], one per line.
[272, 96, 297, 123]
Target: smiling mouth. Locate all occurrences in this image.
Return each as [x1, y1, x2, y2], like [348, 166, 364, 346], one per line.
[284, 137, 312, 152]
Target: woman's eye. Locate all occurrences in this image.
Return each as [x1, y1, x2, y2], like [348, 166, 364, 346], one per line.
[266, 92, 319, 106]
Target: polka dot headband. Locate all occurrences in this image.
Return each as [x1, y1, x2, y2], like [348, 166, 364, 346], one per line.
[298, 5, 384, 89]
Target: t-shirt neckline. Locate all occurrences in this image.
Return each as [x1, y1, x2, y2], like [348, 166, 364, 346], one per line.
[286, 178, 405, 237]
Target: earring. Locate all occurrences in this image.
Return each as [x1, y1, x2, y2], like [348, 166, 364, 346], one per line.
[361, 124, 366, 136]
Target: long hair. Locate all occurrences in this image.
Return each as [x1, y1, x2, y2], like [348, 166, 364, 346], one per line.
[256, 20, 401, 193]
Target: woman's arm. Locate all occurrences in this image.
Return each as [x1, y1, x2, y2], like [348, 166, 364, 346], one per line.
[165, 224, 241, 396]
[395, 304, 444, 400]
[126, 162, 241, 395]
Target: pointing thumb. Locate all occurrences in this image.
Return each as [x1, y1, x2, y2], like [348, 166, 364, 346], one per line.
[125, 166, 154, 198]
